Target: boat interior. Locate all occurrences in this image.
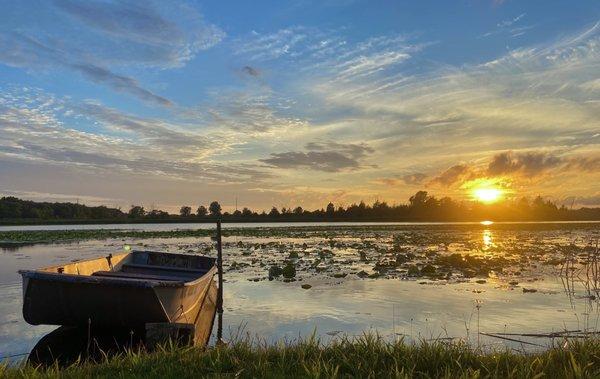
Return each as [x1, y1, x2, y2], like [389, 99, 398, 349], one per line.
[39, 251, 216, 283]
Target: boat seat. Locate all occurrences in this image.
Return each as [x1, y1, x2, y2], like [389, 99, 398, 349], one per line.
[124, 263, 208, 273]
[121, 263, 208, 278]
[92, 270, 186, 282]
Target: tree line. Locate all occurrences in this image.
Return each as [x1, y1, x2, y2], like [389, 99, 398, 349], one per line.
[1, 191, 599, 223]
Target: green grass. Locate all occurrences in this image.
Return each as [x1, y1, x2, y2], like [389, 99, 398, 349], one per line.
[2, 335, 600, 378]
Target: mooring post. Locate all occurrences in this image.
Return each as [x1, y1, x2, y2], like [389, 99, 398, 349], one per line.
[216, 219, 224, 343]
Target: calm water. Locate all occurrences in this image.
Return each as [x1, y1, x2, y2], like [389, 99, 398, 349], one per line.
[1, 220, 597, 232]
[1, 222, 599, 360]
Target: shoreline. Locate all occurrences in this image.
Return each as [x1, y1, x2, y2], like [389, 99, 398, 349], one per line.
[1, 218, 600, 227]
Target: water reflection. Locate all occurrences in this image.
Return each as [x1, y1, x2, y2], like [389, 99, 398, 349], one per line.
[1, 224, 599, 360]
[28, 326, 145, 367]
[482, 230, 493, 249]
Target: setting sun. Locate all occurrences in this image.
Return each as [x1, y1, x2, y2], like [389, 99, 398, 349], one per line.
[472, 188, 503, 203]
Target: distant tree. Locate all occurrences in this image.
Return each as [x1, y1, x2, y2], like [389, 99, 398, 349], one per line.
[293, 206, 303, 215]
[179, 206, 192, 217]
[233, 209, 242, 217]
[269, 207, 280, 217]
[209, 201, 222, 216]
[242, 207, 253, 217]
[196, 205, 208, 217]
[326, 202, 335, 216]
[409, 191, 429, 207]
[148, 209, 169, 219]
[128, 205, 145, 218]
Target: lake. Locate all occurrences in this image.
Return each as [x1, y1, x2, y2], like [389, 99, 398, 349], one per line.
[1, 221, 599, 361]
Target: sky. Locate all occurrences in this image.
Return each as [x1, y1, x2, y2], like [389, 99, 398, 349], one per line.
[0, 0, 599, 212]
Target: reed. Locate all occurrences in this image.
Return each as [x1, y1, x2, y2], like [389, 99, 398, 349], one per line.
[2, 334, 600, 378]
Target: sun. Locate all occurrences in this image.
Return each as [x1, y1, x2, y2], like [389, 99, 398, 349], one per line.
[472, 187, 503, 203]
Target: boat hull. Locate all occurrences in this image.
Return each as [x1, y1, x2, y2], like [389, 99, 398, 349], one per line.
[20, 251, 217, 328]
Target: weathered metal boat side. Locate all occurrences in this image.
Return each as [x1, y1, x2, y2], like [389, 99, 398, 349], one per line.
[19, 250, 217, 328]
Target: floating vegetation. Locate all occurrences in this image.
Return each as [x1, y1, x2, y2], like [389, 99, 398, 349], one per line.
[1, 224, 598, 289]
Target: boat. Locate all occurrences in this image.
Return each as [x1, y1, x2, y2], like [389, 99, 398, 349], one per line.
[19, 249, 220, 346]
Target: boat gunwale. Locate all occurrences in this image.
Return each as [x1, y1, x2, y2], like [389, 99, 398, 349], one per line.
[18, 250, 218, 289]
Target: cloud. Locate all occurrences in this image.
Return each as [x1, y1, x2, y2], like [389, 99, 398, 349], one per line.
[570, 194, 600, 207]
[486, 151, 600, 177]
[402, 173, 427, 185]
[53, 0, 184, 46]
[235, 27, 423, 82]
[565, 156, 600, 172]
[188, 89, 307, 134]
[51, 0, 225, 68]
[306, 21, 600, 162]
[429, 165, 476, 186]
[0, 1, 224, 104]
[0, 88, 268, 184]
[0, 32, 173, 106]
[234, 27, 311, 61]
[70, 64, 173, 106]
[74, 102, 203, 150]
[260, 141, 373, 172]
[242, 66, 261, 77]
[481, 13, 534, 38]
[423, 149, 600, 191]
[497, 13, 526, 28]
[487, 151, 563, 177]
[375, 173, 427, 186]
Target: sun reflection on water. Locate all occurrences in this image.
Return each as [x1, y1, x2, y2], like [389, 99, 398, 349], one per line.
[482, 230, 493, 249]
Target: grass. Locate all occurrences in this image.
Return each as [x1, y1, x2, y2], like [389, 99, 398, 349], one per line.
[2, 335, 600, 378]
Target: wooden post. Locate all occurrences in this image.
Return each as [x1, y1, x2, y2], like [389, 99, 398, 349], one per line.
[216, 220, 224, 343]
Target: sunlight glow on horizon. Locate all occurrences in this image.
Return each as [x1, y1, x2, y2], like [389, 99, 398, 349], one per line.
[472, 187, 503, 204]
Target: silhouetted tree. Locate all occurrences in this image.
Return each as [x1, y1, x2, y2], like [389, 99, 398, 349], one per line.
[128, 205, 145, 218]
[179, 206, 192, 217]
[2, 192, 600, 223]
[209, 201, 222, 216]
[326, 202, 335, 216]
[409, 191, 429, 207]
[148, 209, 169, 219]
[196, 205, 208, 217]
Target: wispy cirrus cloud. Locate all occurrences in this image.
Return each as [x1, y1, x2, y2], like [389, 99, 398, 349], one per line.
[481, 13, 533, 38]
[52, 0, 224, 68]
[230, 21, 599, 203]
[0, 88, 267, 184]
[0, 1, 224, 105]
[184, 88, 308, 134]
[234, 26, 424, 81]
[0, 32, 173, 106]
